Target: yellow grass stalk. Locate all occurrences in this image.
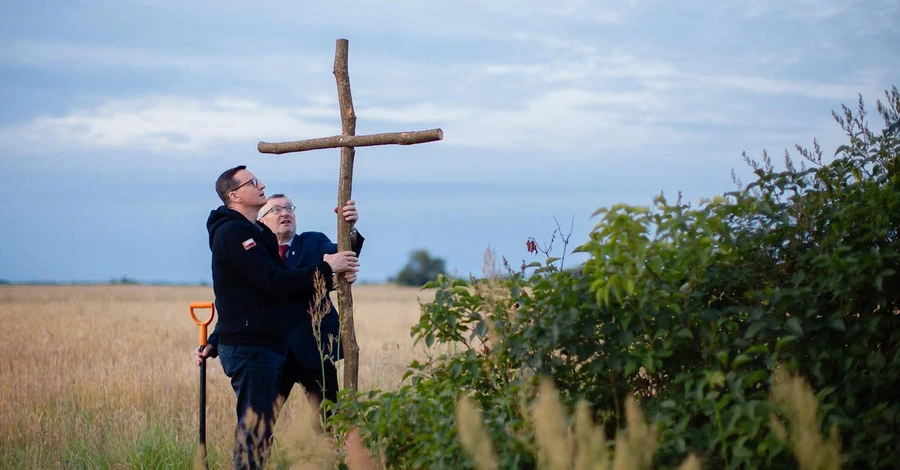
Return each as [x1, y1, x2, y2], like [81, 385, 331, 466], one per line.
[574, 399, 609, 470]
[769, 370, 842, 470]
[456, 394, 500, 470]
[611, 397, 658, 470]
[533, 378, 574, 470]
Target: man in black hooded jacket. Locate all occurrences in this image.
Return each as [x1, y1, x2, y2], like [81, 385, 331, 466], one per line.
[206, 165, 359, 469]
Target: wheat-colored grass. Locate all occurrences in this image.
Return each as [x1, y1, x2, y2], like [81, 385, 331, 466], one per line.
[0, 284, 433, 469]
[769, 369, 842, 470]
[456, 374, 842, 470]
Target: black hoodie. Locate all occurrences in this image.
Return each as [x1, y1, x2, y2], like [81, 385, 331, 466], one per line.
[206, 206, 334, 351]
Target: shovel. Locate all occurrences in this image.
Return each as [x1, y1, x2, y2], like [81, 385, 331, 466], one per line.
[190, 301, 216, 470]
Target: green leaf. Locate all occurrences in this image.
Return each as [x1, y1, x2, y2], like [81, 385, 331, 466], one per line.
[775, 335, 798, 351]
[716, 351, 729, 366]
[621, 330, 634, 346]
[744, 370, 768, 385]
[733, 354, 752, 368]
[624, 278, 635, 296]
[745, 344, 769, 355]
[643, 355, 656, 373]
[745, 321, 767, 339]
[451, 278, 470, 287]
[625, 358, 638, 377]
[474, 320, 488, 338]
[829, 318, 846, 332]
[785, 317, 804, 336]
[451, 286, 470, 296]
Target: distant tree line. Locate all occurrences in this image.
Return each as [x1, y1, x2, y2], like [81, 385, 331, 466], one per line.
[391, 249, 447, 287]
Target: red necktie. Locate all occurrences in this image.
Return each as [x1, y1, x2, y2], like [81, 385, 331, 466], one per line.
[278, 245, 289, 262]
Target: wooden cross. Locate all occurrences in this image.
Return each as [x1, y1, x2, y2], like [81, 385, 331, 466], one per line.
[257, 38, 443, 392]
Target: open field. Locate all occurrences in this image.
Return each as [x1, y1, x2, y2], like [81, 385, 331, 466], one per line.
[0, 284, 434, 469]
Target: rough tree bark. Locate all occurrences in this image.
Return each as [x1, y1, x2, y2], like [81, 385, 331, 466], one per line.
[333, 38, 360, 393]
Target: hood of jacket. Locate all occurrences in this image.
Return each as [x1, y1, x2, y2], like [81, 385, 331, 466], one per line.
[207, 206, 252, 250]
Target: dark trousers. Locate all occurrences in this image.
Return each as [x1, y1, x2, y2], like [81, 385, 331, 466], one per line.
[278, 352, 339, 431]
[219, 344, 285, 470]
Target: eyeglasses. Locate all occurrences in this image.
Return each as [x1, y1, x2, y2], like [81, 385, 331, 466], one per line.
[261, 205, 296, 217]
[231, 177, 261, 192]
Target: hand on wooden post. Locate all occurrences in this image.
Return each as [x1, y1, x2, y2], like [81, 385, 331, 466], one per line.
[323, 252, 360, 273]
[334, 199, 359, 228]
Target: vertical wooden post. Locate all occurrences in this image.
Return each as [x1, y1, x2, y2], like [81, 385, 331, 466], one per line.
[333, 38, 360, 392]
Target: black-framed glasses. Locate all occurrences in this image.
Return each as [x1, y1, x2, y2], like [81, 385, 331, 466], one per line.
[261, 205, 296, 217]
[231, 177, 261, 192]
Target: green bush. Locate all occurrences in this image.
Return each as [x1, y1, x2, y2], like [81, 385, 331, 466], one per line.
[333, 87, 900, 469]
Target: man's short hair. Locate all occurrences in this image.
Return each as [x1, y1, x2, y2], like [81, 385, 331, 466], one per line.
[215, 165, 247, 205]
[258, 194, 291, 219]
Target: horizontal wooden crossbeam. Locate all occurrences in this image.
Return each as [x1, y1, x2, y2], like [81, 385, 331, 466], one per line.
[257, 128, 443, 154]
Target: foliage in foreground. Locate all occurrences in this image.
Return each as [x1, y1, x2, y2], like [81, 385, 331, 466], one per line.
[332, 87, 900, 469]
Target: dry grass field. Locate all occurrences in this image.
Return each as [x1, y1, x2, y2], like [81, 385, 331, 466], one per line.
[0, 284, 434, 469]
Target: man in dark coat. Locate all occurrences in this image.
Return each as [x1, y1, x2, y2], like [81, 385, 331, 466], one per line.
[257, 193, 364, 429]
[203, 166, 359, 469]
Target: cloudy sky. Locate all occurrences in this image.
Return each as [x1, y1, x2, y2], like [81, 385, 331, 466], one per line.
[1, 0, 897, 284]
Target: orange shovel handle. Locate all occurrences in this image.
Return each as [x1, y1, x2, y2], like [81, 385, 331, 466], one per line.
[189, 302, 216, 346]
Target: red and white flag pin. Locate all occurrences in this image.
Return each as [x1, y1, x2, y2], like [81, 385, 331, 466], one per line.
[242, 238, 257, 250]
